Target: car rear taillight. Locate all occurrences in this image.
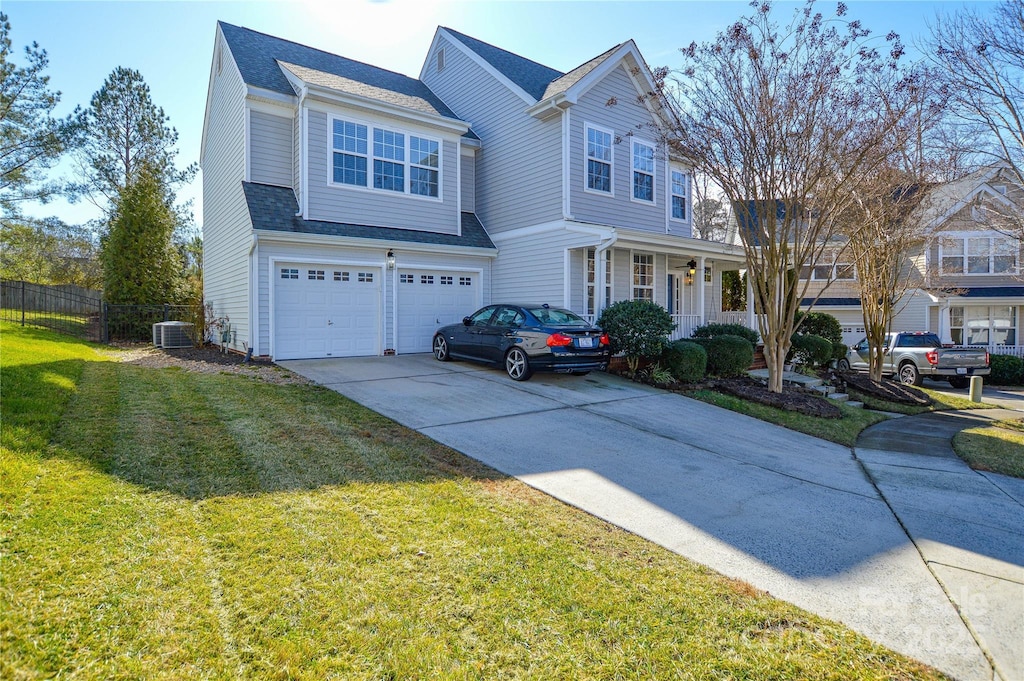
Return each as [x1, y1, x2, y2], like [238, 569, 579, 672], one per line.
[925, 350, 939, 365]
[546, 333, 573, 347]
[599, 333, 610, 346]
[986, 351, 990, 367]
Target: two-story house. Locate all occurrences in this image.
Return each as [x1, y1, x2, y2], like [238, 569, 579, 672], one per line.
[795, 165, 1023, 352]
[201, 23, 749, 360]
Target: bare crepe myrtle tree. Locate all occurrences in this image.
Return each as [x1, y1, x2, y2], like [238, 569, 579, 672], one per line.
[665, 0, 922, 392]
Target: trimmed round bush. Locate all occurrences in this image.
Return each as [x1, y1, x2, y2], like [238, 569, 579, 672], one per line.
[661, 340, 707, 383]
[788, 333, 833, 368]
[703, 334, 754, 377]
[692, 322, 759, 347]
[989, 354, 1024, 385]
[795, 311, 845, 360]
[597, 300, 675, 373]
[832, 342, 849, 364]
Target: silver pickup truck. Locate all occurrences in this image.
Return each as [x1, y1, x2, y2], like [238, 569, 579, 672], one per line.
[838, 332, 990, 388]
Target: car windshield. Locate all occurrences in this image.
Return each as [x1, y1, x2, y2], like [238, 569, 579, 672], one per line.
[527, 307, 589, 327]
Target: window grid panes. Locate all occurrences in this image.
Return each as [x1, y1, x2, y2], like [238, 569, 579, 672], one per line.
[281, 268, 298, 279]
[409, 136, 439, 197]
[671, 170, 687, 219]
[421, 275, 434, 285]
[586, 248, 612, 316]
[633, 253, 654, 302]
[334, 271, 350, 282]
[400, 274, 414, 283]
[440, 276, 453, 285]
[632, 141, 654, 202]
[332, 120, 368, 186]
[358, 272, 373, 283]
[941, 235, 1019, 275]
[308, 270, 325, 280]
[459, 277, 472, 286]
[586, 126, 612, 193]
[950, 305, 1017, 346]
[332, 119, 441, 198]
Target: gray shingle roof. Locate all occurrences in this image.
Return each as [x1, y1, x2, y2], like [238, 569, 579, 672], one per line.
[242, 182, 495, 251]
[219, 22, 466, 127]
[441, 27, 564, 101]
[801, 298, 861, 306]
[959, 286, 1024, 298]
[540, 44, 624, 101]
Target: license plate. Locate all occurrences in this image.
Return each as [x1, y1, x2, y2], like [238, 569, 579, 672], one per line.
[956, 367, 968, 375]
[576, 337, 594, 348]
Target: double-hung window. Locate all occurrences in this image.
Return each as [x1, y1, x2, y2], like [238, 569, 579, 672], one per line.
[940, 234, 1019, 275]
[332, 120, 368, 187]
[632, 253, 654, 302]
[332, 117, 441, 198]
[670, 169, 688, 220]
[632, 139, 655, 203]
[800, 249, 855, 280]
[586, 124, 612, 194]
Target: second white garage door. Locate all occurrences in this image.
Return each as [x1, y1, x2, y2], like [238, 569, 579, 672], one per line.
[396, 269, 479, 354]
[274, 263, 381, 360]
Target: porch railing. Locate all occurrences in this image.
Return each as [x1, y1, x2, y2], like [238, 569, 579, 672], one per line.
[669, 314, 702, 341]
[710, 311, 749, 326]
[974, 345, 1024, 358]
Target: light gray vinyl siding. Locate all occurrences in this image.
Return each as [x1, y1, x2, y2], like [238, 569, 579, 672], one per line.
[460, 150, 475, 213]
[256, 239, 491, 353]
[490, 228, 595, 305]
[570, 65, 667, 231]
[305, 109, 459, 233]
[892, 290, 930, 331]
[422, 37, 562, 233]
[250, 110, 294, 188]
[201, 30, 252, 352]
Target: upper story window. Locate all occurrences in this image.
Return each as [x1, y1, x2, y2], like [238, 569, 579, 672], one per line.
[940, 234, 1018, 275]
[586, 124, 613, 194]
[670, 169, 689, 220]
[632, 139, 655, 203]
[331, 117, 441, 199]
[632, 252, 654, 302]
[800, 249, 855, 281]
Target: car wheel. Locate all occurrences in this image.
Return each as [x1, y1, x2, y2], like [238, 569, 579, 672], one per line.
[898, 362, 922, 386]
[948, 376, 969, 389]
[837, 358, 850, 372]
[505, 347, 532, 381]
[432, 334, 450, 361]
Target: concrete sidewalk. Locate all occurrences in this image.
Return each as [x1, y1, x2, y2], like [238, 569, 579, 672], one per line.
[856, 410, 1024, 681]
[282, 356, 1023, 680]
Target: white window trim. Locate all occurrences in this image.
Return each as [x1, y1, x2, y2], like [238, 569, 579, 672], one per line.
[668, 165, 691, 223]
[630, 137, 656, 205]
[327, 113, 443, 203]
[938, 232, 1020, 276]
[583, 122, 615, 197]
[585, 248, 613, 316]
[801, 249, 856, 281]
[631, 251, 656, 302]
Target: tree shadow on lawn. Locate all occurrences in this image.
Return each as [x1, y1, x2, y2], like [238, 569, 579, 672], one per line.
[15, 358, 505, 501]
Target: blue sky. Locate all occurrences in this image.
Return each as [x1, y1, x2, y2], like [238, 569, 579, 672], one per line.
[5, 0, 994, 229]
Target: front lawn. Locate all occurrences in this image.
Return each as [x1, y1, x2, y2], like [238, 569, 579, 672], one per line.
[953, 418, 1024, 479]
[1, 323, 944, 679]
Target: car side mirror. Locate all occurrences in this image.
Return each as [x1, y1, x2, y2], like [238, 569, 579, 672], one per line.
[462, 316, 472, 326]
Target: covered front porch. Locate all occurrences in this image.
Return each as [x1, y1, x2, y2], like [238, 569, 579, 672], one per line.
[568, 233, 754, 341]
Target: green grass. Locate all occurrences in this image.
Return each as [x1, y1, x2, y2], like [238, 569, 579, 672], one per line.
[953, 417, 1024, 479]
[685, 389, 891, 447]
[1, 323, 945, 680]
[849, 385, 989, 415]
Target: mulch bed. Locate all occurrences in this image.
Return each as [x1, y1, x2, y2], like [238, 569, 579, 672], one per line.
[115, 343, 312, 385]
[707, 376, 842, 419]
[837, 372, 932, 406]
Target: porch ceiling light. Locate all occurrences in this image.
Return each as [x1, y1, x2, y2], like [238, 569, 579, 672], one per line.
[386, 249, 396, 270]
[687, 259, 697, 276]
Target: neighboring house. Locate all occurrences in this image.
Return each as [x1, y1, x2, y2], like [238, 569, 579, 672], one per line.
[201, 23, 748, 360]
[797, 165, 1024, 353]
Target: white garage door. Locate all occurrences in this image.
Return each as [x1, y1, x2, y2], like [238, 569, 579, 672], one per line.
[274, 264, 381, 360]
[396, 269, 479, 354]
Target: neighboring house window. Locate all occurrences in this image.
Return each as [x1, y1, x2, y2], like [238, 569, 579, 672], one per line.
[632, 139, 655, 203]
[409, 136, 439, 197]
[373, 128, 405, 192]
[332, 119, 368, 187]
[632, 252, 654, 302]
[940, 234, 1018, 275]
[951, 305, 1017, 346]
[586, 124, 612, 194]
[670, 169, 688, 220]
[586, 248, 612, 316]
[331, 117, 442, 199]
[800, 249, 855, 280]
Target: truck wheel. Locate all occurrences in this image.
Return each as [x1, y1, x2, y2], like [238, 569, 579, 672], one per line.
[837, 358, 850, 372]
[898, 362, 922, 386]
[948, 376, 969, 389]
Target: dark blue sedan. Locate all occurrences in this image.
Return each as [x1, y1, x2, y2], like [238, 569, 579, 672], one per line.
[432, 304, 611, 381]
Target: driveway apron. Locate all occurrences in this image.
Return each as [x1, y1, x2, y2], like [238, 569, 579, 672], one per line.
[282, 355, 1020, 680]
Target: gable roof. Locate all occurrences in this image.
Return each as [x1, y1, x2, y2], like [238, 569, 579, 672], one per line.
[540, 43, 624, 101]
[440, 27, 564, 101]
[219, 22, 463, 123]
[243, 182, 495, 251]
[913, 164, 1016, 231]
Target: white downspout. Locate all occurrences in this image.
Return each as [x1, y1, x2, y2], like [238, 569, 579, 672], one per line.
[698, 256, 706, 325]
[594, 232, 617, 319]
[248, 233, 259, 355]
[296, 85, 309, 218]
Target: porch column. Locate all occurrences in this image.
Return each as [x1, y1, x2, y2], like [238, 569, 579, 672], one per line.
[746, 272, 756, 331]
[594, 247, 608, 319]
[698, 256, 706, 324]
[938, 302, 953, 344]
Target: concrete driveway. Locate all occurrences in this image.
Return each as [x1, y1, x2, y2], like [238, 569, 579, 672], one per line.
[281, 355, 1023, 681]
